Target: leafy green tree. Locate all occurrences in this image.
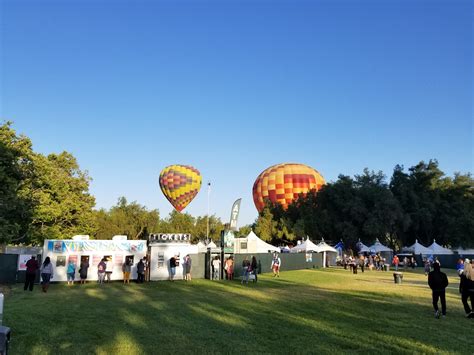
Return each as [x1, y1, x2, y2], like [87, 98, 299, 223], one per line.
[94, 197, 159, 240]
[0, 122, 35, 244]
[28, 152, 96, 242]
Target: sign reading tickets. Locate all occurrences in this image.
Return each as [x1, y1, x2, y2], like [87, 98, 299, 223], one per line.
[149, 233, 191, 243]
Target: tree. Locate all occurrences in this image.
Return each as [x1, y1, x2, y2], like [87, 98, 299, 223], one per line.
[94, 197, 160, 240]
[0, 122, 35, 244]
[27, 152, 96, 242]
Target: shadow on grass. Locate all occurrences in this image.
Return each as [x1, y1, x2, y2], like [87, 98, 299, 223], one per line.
[3, 270, 472, 354]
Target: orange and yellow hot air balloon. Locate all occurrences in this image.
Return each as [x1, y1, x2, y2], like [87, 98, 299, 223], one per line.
[159, 165, 202, 212]
[252, 163, 325, 212]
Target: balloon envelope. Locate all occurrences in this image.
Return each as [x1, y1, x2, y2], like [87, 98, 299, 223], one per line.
[252, 163, 325, 212]
[159, 165, 202, 212]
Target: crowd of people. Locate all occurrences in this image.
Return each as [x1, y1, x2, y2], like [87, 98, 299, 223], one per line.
[21, 252, 474, 320]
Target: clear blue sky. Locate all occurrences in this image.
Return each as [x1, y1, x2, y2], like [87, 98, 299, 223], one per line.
[1, 0, 472, 227]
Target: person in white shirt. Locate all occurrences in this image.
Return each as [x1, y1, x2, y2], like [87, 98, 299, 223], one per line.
[212, 256, 221, 280]
[271, 253, 281, 277]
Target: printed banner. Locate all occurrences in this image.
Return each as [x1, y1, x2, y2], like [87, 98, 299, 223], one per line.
[18, 255, 33, 271]
[229, 198, 242, 231]
[47, 240, 146, 253]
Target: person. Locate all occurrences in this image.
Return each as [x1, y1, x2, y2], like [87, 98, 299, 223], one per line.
[271, 253, 281, 277]
[40, 256, 54, 293]
[137, 258, 145, 283]
[143, 256, 149, 282]
[424, 258, 431, 276]
[97, 258, 106, 285]
[456, 258, 464, 275]
[122, 258, 132, 284]
[428, 262, 449, 318]
[411, 256, 416, 269]
[403, 256, 408, 271]
[459, 259, 474, 318]
[184, 255, 192, 281]
[105, 257, 113, 283]
[169, 255, 177, 281]
[79, 258, 89, 284]
[251, 256, 258, 283]
[66, 259, 76, 285]
[226, 256, 234, 280]
[241, 257, 250, 285]
[359, 255, 365, 273]
[24, 256, 39, 291]
[392, 255, 399, 271]
[212, 256, 221, 280]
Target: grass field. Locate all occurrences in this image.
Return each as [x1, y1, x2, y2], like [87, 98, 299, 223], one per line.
[2, 267, 472, 354]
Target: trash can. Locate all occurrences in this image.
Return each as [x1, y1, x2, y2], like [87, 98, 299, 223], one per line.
[0, 325, 11, 355]
[393, 272, 403, 284]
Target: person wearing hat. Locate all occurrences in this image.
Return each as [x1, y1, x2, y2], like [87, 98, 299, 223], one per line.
[428, 262, 449, 318]
[459, 259, 474, 318]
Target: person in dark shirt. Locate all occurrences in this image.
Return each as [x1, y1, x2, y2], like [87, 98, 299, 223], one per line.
[24, 256, 39, 291]
[136, 258, 145, 283]
[169, 256, 177, 281]
[428, 262, 449, 318]
[459, 260, 474, 318]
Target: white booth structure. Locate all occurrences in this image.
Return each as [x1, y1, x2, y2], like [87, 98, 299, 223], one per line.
[233, 231, 279, 254]
[43, 236, 147, 282]
[149, 233, 198, 281]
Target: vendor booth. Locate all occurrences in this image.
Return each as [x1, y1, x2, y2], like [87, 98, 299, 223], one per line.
[148, 233, 200, 281]
[42, 236, 147, 282]
[291, 238, 321, 253]
[368, 238, 393, 261]
[428, 240, 453, 255]
[402, 239, 432, 255]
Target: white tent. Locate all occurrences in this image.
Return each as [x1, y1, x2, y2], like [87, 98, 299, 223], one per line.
[290, 237, 321, 253]
[316, 239, 338, 268]
[428, 239, 453, 255]
[196, 241, 207, 253]
[234, 231, 279, 254]
[369, 239, 392, 253]
[402, 239, 432, 255]
[357, 240, 371, 253]
[206, 240, 217, 249]
[455, 247, 474, 255]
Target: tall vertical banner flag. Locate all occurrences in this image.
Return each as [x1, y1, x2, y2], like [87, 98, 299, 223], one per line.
[229, 198, 242, 231]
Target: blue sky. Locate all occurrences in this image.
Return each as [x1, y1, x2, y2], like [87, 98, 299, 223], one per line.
[1, 0, 472, 227]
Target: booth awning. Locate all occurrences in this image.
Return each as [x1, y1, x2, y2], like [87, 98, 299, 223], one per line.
[368, 239, 392, 253]
[428, 239, 453, 255]
[402, 239, 432, 255]
[290, 238, 321, 253]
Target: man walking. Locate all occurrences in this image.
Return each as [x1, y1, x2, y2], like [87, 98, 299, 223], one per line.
[24, 256, 39, 291]
[428, 262, 449, 318]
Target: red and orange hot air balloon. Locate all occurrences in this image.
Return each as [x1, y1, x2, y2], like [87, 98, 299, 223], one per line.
[159, 165, 202, 212]
[252, 163, 325, 212]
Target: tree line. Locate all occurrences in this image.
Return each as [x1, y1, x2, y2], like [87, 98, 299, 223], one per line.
[253, 163, 474, 251]
[1, 122, 473, 250]
[0, 122, 226, 245]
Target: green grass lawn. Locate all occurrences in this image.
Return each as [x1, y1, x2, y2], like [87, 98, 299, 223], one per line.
[2, 267, 472, 354]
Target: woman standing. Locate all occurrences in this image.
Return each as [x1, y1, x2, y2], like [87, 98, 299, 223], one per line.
[184, 255, 192, 281]
[460, 260, 474, 318]
[79, 257, 89, 284]
[226, 256, 234, 280]
[122, 258, 132, 284]
[66, 260, 76, 286]
[251, 256, 258, 283]
[40, 257, 54, 292]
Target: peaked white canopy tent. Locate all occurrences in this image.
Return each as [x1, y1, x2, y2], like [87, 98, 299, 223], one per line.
[369, 239, 393, 253]
[455, 247, 474, 255]
[428, 239, 453, 255]
[402, 240, 432, 255]
[357, 240, 371, 254]
[234, 231, 280, 254]
[290, 237, 321, 253]
[316, 239, 338, 268]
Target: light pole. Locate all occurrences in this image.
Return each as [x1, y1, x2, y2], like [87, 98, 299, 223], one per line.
[206, 181, 211, 241]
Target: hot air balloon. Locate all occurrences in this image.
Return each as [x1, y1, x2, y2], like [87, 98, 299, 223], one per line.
[159, 165, 202, 212]
[252, 163, 325, 212]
